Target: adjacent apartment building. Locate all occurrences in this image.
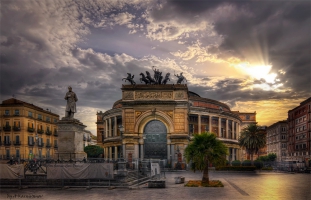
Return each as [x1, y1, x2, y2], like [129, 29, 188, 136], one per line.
[0, 98, 59, 160]
[266, 120, 287, 162]
[287, 97, 311, 165]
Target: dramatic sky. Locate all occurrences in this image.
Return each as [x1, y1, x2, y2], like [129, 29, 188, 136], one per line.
[1, 0, 310, 135]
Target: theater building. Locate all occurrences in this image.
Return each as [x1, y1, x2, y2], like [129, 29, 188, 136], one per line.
[96, 84, 243, 166]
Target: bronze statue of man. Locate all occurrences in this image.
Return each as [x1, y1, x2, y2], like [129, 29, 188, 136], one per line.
[64, 86, 78, 118]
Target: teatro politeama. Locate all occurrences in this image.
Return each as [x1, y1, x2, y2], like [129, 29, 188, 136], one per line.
[96, 69, 243, 169]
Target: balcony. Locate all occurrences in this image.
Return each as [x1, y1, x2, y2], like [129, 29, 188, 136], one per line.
[13, 126, 21, 131]
[46, 143, 51, 148]
[53, 131, 58, 136]
[14, 113, 20, 116]
[27, 127, 35, 133]
[54, 144, 58, 149]
[38, 143, 44, 147]
[4, 141, 11, 146]
[46, 130, 52, 135]
[37, 117, 42, 121]
[87, 138, 91, 142]
[37, 129, 44, 134]
[14, 141, 21, 146]
[83, 137, 86, 141]
[3, 114, 10, 117]
[3, 126, 11, 132]
[28, 143, 35, 146]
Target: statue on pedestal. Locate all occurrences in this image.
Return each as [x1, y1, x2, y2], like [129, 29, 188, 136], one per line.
[64, 86, 78, 119]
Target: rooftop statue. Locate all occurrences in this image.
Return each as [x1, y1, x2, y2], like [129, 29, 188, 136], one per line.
[64, 86, 78, 119]
[140, 72, 150, 84]
[174, 72, 187, 84]
[122, 73, 136, 85]
[162, 73, 170, 84]
[145, 71, 156, 84]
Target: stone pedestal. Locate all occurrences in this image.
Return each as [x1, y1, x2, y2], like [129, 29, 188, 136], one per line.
[117, 161, 128, 176]
[56, 117, 87, 161]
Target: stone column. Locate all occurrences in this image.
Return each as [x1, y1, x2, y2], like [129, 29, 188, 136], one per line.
[232, 121, 234, 139]
[114, 116, 117, 137]
[198, 114, 201, 134]
[232, 148, 236, 161]
[171, 144, 175, 165]
[226, 119, 229, 139]
[135, 144, 139, 160]
[114, 146, 118, 160]
[109, 146, 112, 160]
[167, 144, 171, 163]
[236, 122, 239, 139]
[140, 144, 144, 160]
[105, 119, 108, 139]
[209, 116, 212, 133]
[218, 117, 221, 137]
[108, 118, 112, 137]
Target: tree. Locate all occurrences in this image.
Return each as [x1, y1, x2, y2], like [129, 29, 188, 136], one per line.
[184, 132, 228, 184]
[238, 124, 266, 165]
[84, 145, 104, 158]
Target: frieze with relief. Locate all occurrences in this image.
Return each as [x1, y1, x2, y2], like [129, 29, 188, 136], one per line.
[123, 91, 134, 100]
[135, 91, 173, 100]
[174, 91, 186, 100]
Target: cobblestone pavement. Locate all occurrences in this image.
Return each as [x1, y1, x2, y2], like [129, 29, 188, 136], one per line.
[1, 171, 310, 200]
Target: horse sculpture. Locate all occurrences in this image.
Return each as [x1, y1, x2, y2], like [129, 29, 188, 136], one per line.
[175, 72, 187, 84]
[162, 73, 170, 84]
[122, 73, 136, 85]
[140, 73, 150, 84]
[146, 71, 156, 84]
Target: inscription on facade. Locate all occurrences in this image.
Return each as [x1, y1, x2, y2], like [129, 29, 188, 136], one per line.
[135, 91, 173, 100]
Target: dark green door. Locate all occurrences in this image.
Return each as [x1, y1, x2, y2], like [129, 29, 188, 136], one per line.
[144, 120, 167, 159]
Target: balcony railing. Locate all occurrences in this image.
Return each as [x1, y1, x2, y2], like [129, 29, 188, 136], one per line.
[83, 137, 86, 141]
[27, 127, 35, 132]
[54, 144, 58, 149]
[13, 126, 21, 131]
[46, 143, 51, 148]
[28, 143, 35, 146]
[37, 129, 44, 134]
[38, 143, 44, 147]
[14, 113, 20, 116]
[87, 138, 91, 142]
[4, 141, 11, 146]
[46, 130, 52, 135]
[3, 126, 11, 132]
[14, 141, 21, 146]
[53, 131, 58, 136]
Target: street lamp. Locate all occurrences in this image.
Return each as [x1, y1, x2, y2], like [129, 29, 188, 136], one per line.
[118, 125, 124, 159]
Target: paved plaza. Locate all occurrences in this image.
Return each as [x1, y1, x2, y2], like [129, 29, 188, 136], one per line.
[1, 171, 310, 200]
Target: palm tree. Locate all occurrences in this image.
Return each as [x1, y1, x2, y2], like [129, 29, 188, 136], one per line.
[184, 132, 228, 184]
[238, 124, 266, 165]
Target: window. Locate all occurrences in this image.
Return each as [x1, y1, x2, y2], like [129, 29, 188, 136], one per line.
[281, 127, 286, 132]
[14, 121, 20, 128]
[4, 136, 10, 144]
[54, 119, 57, 123]
[4, 110, 10, 115]
[38, 114, 42, 120]
[28, 111, 33, 117]
[14, 110, 19, 115]
[281, 135, 286, 140]
[6, 149, 10, 159]
[5, 121, 10, 127]
[46, 116, 50, 122]
[246, 115, 250, 120]
[15, 135, 20, 143]
[189, 124, 194, 134]
[28, 136, 34, 145]
[16, 149, 20, 158]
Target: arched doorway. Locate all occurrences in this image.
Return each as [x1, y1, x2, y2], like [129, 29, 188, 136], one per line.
[144, 120, 167, 159]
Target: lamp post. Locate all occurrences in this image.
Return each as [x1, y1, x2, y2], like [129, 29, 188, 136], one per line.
[118, 125, 124, 159]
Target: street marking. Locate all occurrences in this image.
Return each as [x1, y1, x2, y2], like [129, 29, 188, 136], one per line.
[225, 179, 249, 196]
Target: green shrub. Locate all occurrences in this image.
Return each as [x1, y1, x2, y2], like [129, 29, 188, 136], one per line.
[231, 160, 241, 166]
[242, 160, 252, 166]
[84, 145, 104, 158]
[262, 167, 273, 170]
[215, 166, 256, 171]
[254, 161, 263, 169]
